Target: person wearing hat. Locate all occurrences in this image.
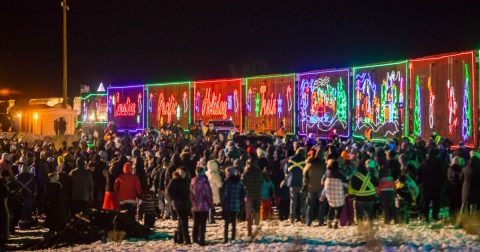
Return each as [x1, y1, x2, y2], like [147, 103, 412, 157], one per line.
[221, 167, 245, 243]
[206, 158, 222, 224]
[453, 141, 470, 164]
[190, 167, 213, 246]
[167, 167, 191, 244]
[114, 161, 142, 220]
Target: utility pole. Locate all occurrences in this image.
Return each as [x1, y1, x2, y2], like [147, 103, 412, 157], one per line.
[61, 0, 68, 108]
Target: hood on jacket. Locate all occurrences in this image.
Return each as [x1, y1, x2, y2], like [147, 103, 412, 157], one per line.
[123, 162, 133, 174]
[451, 156, 465, 167]
[207, 160, 219, 172]
[1, 153, 9, 161]
[171, 154, 182, 167]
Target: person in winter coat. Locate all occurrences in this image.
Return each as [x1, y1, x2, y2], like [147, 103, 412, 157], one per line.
[348, 158, 379, 222]
[447, 156, 464, 217]
[303, 149, 326, 226]
[91, 155, 107, 209]
[284, 147, 306, 223]
[206, 159, 222, 224]
[0, 153, 13, 177]
[324, 159, 347, 229]
[242, 158, 263, 237]
[132, 148, 148, 191]
[140, 188, 158, 228]
[165, 154, 182, 219]
[377, 167, 396, 224]
[0, 177, 9, 248]
[221, 167, 245, 243]
[418, 148, 446, 221]
[386, 150, 401, 180]
[69, 157, 94, 214]
[45, 172, 67, 232]
[461, 152, 480, 214]
[15, 162, 37, 229]
[190, 167, 213, 246]
[114, 162, 142, 220]
[167, 168, 191, 244]
[260, 169, 275, 220]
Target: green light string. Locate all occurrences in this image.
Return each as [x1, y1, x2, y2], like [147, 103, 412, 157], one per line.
[413, 75, 421, 136]
[336, 77, 347, 123]
[255, 92, 260, 117]
[462, 63, 472, 140]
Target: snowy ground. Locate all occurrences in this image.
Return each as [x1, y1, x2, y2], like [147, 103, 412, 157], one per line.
[18, 218, 479, 252]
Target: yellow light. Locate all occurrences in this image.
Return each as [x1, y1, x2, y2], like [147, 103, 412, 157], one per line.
[17, 112, 22, 118]
[33, 112, 38, 120]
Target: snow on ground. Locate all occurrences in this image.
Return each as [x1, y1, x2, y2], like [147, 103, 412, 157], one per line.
[30, 218, 479, 252]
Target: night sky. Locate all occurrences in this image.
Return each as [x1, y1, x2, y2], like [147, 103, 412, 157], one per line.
[0, 0, 479, 99]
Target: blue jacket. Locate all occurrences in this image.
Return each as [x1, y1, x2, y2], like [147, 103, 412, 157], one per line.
[221, 176, 245, 212]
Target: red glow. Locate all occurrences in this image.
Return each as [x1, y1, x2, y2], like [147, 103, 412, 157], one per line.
[157, 92, 178, 124]
[260, 86, 276, 115]
[410, 51, 474, 62]
[201, 88, 227, 119]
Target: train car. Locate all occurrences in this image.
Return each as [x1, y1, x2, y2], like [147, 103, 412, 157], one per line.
[409, 51, 477, 147]
[146, 82, 191, 130]
[353, 61, 408, 142]
[297, 69, 350, 138]
[245, 74, 296, 133]
[193, 78, 243, 131]
[78, 93, 108, 125]
[106, 85, 145, 132]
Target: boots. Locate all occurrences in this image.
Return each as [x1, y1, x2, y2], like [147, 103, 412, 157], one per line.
[327, 220, 333, 229]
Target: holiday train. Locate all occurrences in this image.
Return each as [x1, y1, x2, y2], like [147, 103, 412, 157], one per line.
[79, 50, 478, 147]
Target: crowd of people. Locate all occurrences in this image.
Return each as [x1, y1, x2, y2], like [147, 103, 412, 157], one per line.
[1, 122, 480, 247]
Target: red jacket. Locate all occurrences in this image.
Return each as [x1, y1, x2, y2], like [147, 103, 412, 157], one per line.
[114, 162, 142, 203]
[377, 176, 395, 195]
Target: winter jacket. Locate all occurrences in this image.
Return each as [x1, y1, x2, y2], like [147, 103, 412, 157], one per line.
[190, 175, 213, 212]
[134, 157, 148, 190]
[167, 172, 191, 211]
[324, 169, 347, 207]
[348, 169, 378, 202]
[377, 176, 395, 195]
[15, 169, 37, 198]
[69, 165, 94, 202]
[261, 180, 275, 200]
[284, 154, 305, 187]
[418, 157, 447, 193]
[303, 158, 325, 193]
[221, 175, 245, 212]
[206, 160, 223, 204]
[114, 163, 142, 204]
[242, 165, 263, 203]
[447, 161, 463, 198]
[141, 190, 158, 215]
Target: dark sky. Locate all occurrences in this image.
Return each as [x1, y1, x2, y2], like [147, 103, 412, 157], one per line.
[1, 0, 479, 99]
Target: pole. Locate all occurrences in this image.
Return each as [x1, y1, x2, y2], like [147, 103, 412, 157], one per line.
[62, 0, 68, 108]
